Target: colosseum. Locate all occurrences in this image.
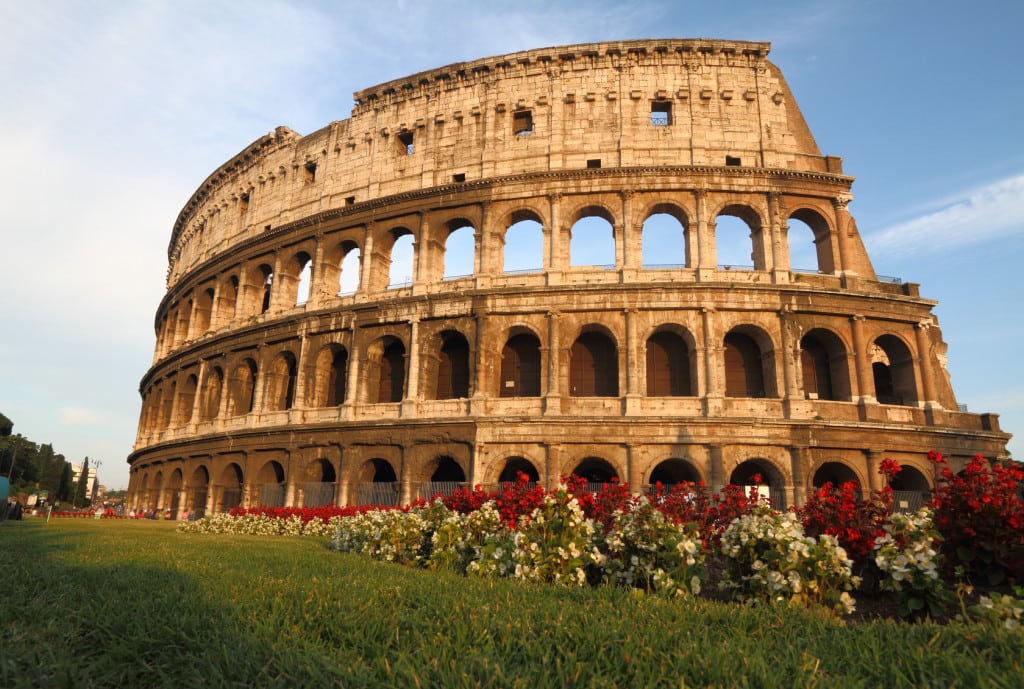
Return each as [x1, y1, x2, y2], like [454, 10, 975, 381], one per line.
[127, 38, 1010, 517]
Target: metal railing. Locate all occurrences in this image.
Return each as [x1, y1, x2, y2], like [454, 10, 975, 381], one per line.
[418, 481, 467, 500]
[877, 274, 903, 284]
[259, 483, 286, 507]
[358, 482, 399, 507]
[303, 482, 336, 507]
[717, 263, 755, 271]
[891, 491, 930, 514]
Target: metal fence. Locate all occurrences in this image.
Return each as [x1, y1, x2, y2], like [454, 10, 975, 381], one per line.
[417, 481, 467, 501]
[259, 483, 286, 507]
[358, 482, 399, 507]
[891, 491, 930, 514]
[303, 482, 336, 507]
[191, 489, 207, 519]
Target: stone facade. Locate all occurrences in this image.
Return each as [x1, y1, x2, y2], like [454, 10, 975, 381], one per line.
[127, 39, 1009, 517]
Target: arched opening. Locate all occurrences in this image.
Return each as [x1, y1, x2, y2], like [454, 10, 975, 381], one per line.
[358, 458, 399, 506]
[304, 458, 337, 507]
[730, 459, 785, 509]
[293, 252, 313, 306]
[160, 380, 176, 429]
[174, 374, 198, 426]
[648, 458, 701, 489]
[167, 468, 184, 518]
[256, 460, 286, 507]
[498, 457, 540, 484]
[645, 330, 693, 396]
[189, 466, 209, 518]
[257, 264, 274, 314]
[724, 330, 768, 398]
[571, 457, 619, 491]
[227, 359, 257, 416]
[422, 455, 467, 499]
[641, 208, 688, 268]
[200, 366, 223, 420]
[193, 287, 215, 334]
[311, 345, 348, 407]
[265, 352, 297, 412]
[800, 329, 851, 401]
[503, 214, 544, 273]
[339, 245, 361, 295]
[715, 206, 763, 270]
[217, 463, 243, 511]
[443, 222, 475, 280]
[788, 209, 835, 274]
[434, 331, 470, 399]
[218, 275, 239, 324]
[570, 330, 618, 397]
[872, 335, 917, 406]
[388, 231, 415, 288]
[368, 338, 405, 404]
[500, 332, 541, 397]
[889, 465, 932, 512]
[811, 462, 861, 495]
[570, 209, 616, 268]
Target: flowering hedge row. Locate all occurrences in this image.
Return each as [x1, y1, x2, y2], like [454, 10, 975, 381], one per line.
[178, 454, 1024, 624]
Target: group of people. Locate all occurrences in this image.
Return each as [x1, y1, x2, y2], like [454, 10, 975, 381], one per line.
[1, 499, 24, 520]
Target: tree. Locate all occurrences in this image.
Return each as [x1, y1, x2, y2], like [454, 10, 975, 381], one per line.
[73, 457, 91, 508]
[0, 412, 12, 437]
[57, 463, 74, 502]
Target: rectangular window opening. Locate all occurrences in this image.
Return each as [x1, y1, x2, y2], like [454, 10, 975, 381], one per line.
[304, 161, 317, 183]
[398, 131, 414, 155]
[513, 110, 533, 135]
[725, 155, 741, 166]
[586, 159, 602, 169]
[239, 193, 250, 214]
[345, 196, 356, 205]
[452, 173, 466, 183]
[651, 101, 672, 126]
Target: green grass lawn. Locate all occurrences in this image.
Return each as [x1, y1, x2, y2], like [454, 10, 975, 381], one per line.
[1, 519, 1021, 688]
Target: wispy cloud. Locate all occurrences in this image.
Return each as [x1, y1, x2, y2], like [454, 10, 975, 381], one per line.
[868, 174, 1024, 256]
[61, 407, 113, 426]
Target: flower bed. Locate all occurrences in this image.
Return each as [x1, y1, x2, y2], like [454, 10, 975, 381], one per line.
[177, 456, 1024, 623]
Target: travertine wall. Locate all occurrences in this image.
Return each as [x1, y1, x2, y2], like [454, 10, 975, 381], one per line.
[128, 39, 1008, 517]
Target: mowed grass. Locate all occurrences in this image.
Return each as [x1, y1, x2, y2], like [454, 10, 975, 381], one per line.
[1, 520, 1021, 689]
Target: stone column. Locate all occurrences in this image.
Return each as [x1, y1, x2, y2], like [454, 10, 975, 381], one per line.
[850, 316, 874, 402]
[293, 334, 311, 411]
[915, 322, 940, 408]
[543, 310, 562, 414]
[695, 189, 716, 277]
[709, 444, 726, 494]
[413, 212, 429, 291]
[402, 317, 421, 415]
[831, 195, 852, 275]
[189, 360, 208, 429]
[701, 307, 721, 413]
[865, 449, 884, 493]
[621, 191, 641, 270]
[547, 194, 565, 280]
[778, 309, 799, 403]
[359, 224, 376, 296]
[789, 446, 809, 507]
[624, 308, 641, 413]
[308, 235, 326, 308]
[768, 192, 789, 280]
[344, 325, 362, 408]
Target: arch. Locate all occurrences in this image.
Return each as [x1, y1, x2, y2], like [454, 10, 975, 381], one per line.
[570, 329, 619, 397]
[357, 458, 399, 506]
[174, 374, 198, 426]
[442, 220, 476, 280]
[387, 229, 415, 288]
[251, 263, 274, 314]
[217, 275, 239, 324]
[500, 331, 541, 397]
[645, 330, 694, 396]
[265, 351, 298, 412]
[200, 366, 223, 420]
[811, 461, 861, 492]
[889, 464, 931, 492]
[503, 212, 544, 273]
[570, 457, 619, 486]
[497, 456, 540, 484]
[788, 208, 835, 274]
[641, 206, 689, 268]
[799, 328, 852, 401]
[871, 334, 917, 406]
[366, 337, 406, 403]
[167, 468, 184, 517]
[193, 287, 215, 334]
[434, 331, 471, 399]
[160, 380, 176, 429]
[724, 328, 772, 398]
[216, 463, 244, 511]
[570, 208, 616, 268]
[304, 458, 337, 507]
[429, 455, 467, 482]
[279, 250, 313, 307]
[729, 458, 785, 508]
[255, 459, 286, 507]
[311, 344, 348, 407]
[648, 458, 702, 487]
[715, 205, 763, 270]
[227, 358, 257, 416]
[338, 243, 361, 295]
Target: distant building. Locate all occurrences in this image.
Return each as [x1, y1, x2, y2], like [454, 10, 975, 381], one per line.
[70, 463, 97, 501]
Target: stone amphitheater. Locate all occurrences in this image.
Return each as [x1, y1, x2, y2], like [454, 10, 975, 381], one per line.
[127, 38, 1009, 517]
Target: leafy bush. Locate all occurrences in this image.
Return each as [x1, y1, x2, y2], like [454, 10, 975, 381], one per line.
[873, 508, 948, 618]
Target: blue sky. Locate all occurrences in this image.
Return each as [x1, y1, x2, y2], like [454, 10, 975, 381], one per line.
[1, 0, 1021, 490]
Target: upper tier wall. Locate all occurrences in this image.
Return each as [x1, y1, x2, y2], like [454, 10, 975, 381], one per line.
[167, 39, 835, 285]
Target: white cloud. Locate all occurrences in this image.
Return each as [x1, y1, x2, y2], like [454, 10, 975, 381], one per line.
[868, 174, 1024, 256]
[61, 407, 112, 426]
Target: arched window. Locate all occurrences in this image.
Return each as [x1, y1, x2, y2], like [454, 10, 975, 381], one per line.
[571, 457, 618, 488]
[228, 359, 257, 416]
[500, 333, 541, 397]
[788, 209, 835, 274]
[723, 331, 766, 398]
[258, 264, 274, 314]
[715, 206, 763, 270]
[730, 459, 785, 509]
[294, 253, 313, 305]
[219, 275, 239, 324]
[339, 245, 361, 295]
[371, 339, 406, 403]
[266, 352, 297, 411]
[570, 210, 615, 268]
[443, 222, 475, 280]
[812, 462, 861, 494]
[799, 329, 851, 402]
[358, 458, 399, 506]
[498, 457, 540, 484]
[648, 459, 701, 488]
[217, 463, 243, 510]
[388, 232, 415, 288]
[193, 287, 215, 334]
[871, 335, 917, 406]
[311, 345, 347, 407]
[570, 331, 618, 397]
[642, 209, 688, 268]
[645, 330, 693, 396]
[504, 214, 544, 273]
[200, 366, 223, 420]
[430, 456, 466, 482]
[435, 332, 470, 399]
[175, 374, 198, 426]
